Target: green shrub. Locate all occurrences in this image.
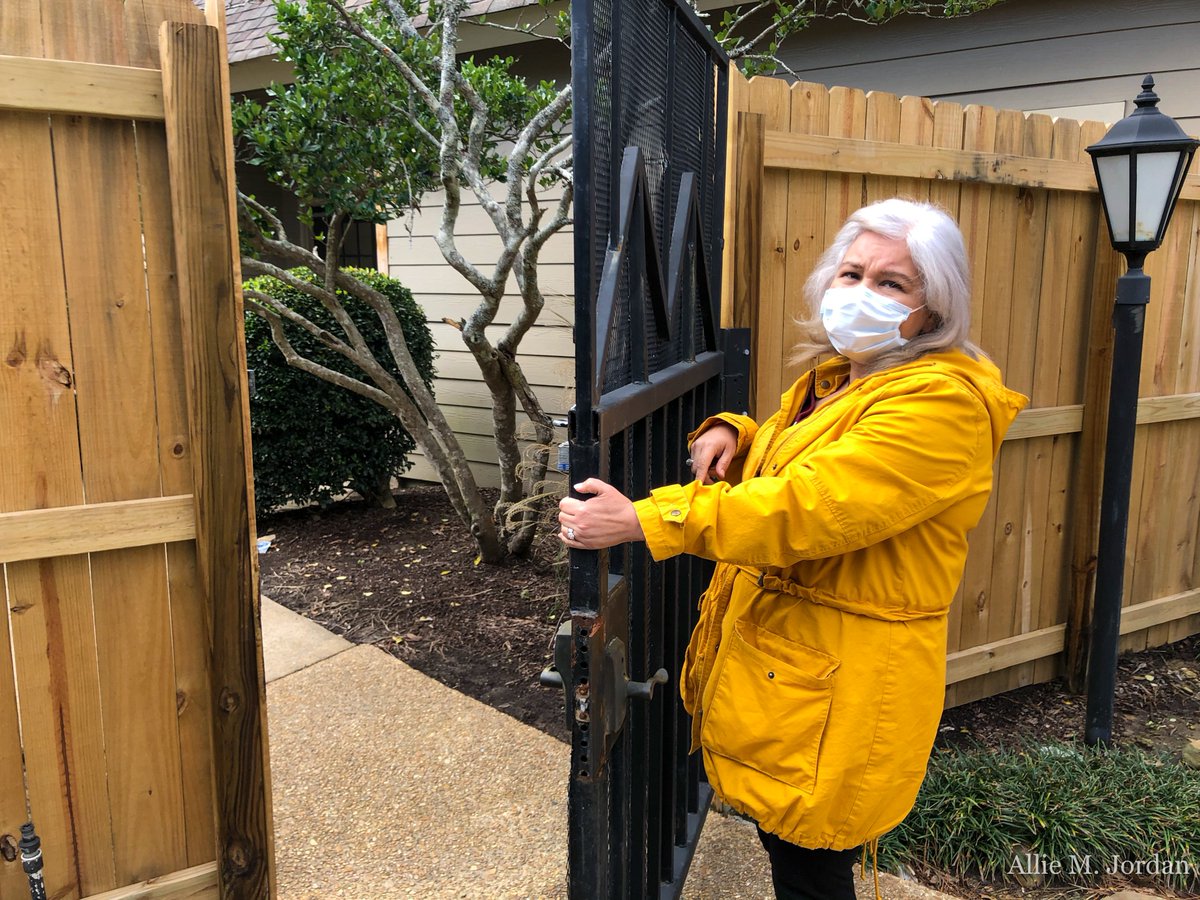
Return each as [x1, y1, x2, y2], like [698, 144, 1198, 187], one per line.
[879, 740, 1200, 893]
[244, 267, 436, 514]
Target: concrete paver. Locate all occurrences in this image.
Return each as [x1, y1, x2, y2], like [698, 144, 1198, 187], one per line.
[262, 596, 352, 682]
[268, 644, 568, 899]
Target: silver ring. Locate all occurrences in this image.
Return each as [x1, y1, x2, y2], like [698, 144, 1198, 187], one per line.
[685, 457, 694, 466]
[566, 527, 575, 541]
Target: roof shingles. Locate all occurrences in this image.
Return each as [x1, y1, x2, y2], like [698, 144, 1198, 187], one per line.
[223, 0, 543, 63]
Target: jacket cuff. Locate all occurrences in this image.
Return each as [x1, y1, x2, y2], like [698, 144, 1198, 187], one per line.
[687, 413, 758, 456]
[633, 483, 692, 561]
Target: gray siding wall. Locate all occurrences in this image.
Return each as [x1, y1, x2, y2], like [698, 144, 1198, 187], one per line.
[775, 0, 1200, 131]
[387, 192, 575, 487]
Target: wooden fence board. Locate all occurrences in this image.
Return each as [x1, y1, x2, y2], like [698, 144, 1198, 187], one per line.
[85, 861, 218, 900]
[979, 107, 1046, 696]
[8, 554, 118, 897]
[748, 76, 792, 416]
[978, 107, 1029, 699]
[52, 106, 188, 885]
[1033, 115, 1087, 685]
[761, 130, 1200, 201]
[780, 81, 829, 381]
[896, 95, 933, 202]
[949, 103, 1000, 704]
[929, 100, 965, 220]
[135, 119, 219, 870]
[0, 497, 195, 563]
[824, 85, 867, 260]
[1132, 205, 1195, 651]
[162, 21, 272, 896]
[931, 97, 967, 700]
[0, 55, 164, 119]
[864, 90, 901, 203]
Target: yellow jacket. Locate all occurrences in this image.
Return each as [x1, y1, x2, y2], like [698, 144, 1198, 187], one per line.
[632, 350, 1027, 850]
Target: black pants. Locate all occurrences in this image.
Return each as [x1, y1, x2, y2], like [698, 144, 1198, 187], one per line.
[757, 827, 861, 900]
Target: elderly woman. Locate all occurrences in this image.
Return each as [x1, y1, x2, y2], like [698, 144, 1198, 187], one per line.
[558, 198, 1027, 900]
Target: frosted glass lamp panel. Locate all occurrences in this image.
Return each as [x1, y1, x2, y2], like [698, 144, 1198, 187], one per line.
[1097, 155, 1131, 243]
[1133, 151, 1182, 242]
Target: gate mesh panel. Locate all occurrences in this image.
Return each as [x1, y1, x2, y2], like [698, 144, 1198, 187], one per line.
[583, 0, 723, 394]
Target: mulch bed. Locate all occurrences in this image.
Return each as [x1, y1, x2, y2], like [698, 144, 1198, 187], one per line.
[259, 484, 1200, 900]
[259, 485, 569, 739]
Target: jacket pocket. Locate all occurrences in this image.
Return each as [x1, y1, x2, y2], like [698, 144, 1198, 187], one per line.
[701, 619, 840, 794]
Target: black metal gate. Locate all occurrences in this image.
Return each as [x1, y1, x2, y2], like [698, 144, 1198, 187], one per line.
[555, 1, 746, 895]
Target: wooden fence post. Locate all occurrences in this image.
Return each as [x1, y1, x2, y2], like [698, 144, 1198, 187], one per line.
[160, 21, 272, 899]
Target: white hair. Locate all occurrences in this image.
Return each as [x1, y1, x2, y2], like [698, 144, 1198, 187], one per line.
[790, 198, 985, 373]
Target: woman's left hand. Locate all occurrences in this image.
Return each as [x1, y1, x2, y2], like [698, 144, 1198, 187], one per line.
[558, 479, 645, 549]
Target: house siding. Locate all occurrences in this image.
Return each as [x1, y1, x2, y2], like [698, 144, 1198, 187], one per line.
[387, 192, 575, 488]
[774, 0, 1200, 131]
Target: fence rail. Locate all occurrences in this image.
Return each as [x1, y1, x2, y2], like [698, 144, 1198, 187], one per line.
[721, 70, 1200, 707]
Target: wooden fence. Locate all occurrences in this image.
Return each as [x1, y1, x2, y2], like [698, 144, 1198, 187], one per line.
[0, 2, 271, 898]
[721, 69, 1200, 707]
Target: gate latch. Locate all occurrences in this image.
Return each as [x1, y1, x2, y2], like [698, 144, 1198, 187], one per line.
[602, 637, 669, 739]
[539, 621, 575, 733]
[540, 625, 669, 738]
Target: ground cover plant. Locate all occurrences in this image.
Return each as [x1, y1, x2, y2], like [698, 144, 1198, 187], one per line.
[881, 742, 1200, 898]
[259, 484, 1200, 899]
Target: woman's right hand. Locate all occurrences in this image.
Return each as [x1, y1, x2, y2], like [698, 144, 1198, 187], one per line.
[689, 422, 738, 484]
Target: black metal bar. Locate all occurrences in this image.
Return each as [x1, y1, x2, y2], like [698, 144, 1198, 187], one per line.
[1085, 267, 1151, 746]
[571, 0, 598, 421]
[668, 0, 730, 64]
[595, 352, 724, 440]
[722, 328, 752, 415]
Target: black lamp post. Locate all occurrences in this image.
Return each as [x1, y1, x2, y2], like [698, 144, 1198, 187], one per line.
[1083, 75, 1198, 747]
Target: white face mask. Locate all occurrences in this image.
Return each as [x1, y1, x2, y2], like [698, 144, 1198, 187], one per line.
[820, 284, 925, 363]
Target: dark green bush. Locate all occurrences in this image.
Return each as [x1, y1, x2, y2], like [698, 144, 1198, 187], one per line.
[244, 267, 436, 514]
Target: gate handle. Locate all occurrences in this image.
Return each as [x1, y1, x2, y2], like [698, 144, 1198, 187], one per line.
[626, 668, 669, 701]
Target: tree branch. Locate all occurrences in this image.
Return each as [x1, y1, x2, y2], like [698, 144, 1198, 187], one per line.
[505, 83, 572, 227]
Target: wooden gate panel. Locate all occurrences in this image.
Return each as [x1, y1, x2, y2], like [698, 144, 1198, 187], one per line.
[1, 0, 266, 896]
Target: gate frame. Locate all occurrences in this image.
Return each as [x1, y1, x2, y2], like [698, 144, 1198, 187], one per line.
[564, 1, 744, 896]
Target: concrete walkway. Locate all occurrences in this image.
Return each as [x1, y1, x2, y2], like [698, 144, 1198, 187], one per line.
[262, 597, 964, 899]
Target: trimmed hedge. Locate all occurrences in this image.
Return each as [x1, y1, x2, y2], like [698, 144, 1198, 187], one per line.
[244, 267, 436, 514]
